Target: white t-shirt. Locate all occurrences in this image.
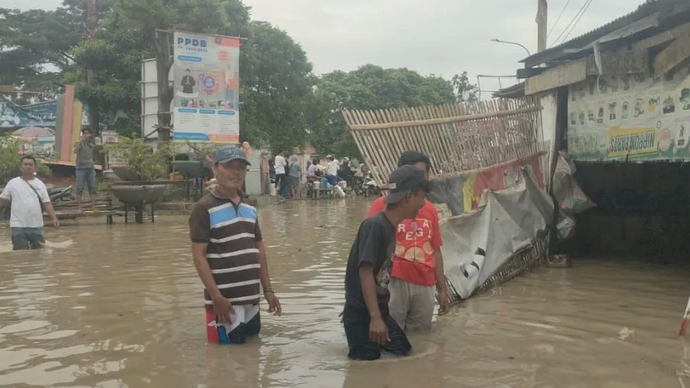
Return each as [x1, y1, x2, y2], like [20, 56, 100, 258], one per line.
[0, 177, 50, 228]
[326, 161, 339, 176]
[274, 155, 287, 175]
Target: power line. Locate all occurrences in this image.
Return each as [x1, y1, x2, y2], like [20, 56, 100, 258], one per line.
[547, 0, 573, 39]
[560, 0, 594, 44]
[550, 0, 592, 47]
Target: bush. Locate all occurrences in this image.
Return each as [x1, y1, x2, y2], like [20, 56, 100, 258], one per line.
[0, 135, 52, 186]
[105, 137, 174, 181]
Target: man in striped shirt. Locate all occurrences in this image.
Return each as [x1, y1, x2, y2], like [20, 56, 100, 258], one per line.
[190, 146, 282, 344]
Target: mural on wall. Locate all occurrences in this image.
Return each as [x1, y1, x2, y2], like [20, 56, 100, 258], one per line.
[568, 66, 690, 161]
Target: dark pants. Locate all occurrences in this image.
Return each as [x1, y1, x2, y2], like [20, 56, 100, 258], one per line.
[342, 303, 412, 360]
[11, 227, 45, 251]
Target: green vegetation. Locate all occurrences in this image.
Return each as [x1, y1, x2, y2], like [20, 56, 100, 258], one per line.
[0, 0, 478, 159]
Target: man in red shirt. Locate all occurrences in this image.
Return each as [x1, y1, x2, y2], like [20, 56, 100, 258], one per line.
[367, 151, 450, 331]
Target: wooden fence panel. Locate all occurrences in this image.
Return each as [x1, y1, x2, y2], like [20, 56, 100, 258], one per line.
[343, 98, 544, 187]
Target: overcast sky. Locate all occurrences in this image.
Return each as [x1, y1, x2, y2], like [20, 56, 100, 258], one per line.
[7, 0, 642, 94]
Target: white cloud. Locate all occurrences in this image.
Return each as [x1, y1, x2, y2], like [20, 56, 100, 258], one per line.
[8, 0, 645, 92]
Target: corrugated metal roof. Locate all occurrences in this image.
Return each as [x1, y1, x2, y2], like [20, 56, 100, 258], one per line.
[520, 0, 687, 67]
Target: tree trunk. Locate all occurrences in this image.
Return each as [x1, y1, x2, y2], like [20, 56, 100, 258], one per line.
[154, 29, 174, 143]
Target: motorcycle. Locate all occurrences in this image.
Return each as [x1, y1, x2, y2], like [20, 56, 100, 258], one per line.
[361, 173, 380, 197]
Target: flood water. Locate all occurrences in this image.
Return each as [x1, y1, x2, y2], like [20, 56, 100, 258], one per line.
[1, 198, 690, 387]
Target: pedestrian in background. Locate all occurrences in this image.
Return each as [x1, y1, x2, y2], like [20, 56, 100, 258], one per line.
[288, 155, 301, 199]
[74, 128, 97, 213]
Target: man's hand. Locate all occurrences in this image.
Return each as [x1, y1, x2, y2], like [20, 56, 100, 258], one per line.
[264, 291, 282, 316]
[437, 288, 450, 316]
[369, 316, 389, 344]
[212, 294, 234, 324]
[52, 218, 60, 230]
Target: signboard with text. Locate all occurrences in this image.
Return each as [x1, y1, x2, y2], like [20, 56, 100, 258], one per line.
[173, 32, 241, 144]
[568, 66, 690, 161]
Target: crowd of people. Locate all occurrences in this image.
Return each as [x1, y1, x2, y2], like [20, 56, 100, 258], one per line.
[191, 146, 448, 360]
[266, 152, 361, 200]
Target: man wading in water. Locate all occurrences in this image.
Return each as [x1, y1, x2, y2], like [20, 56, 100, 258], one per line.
[0, 156, 59, 250]
[189, 146, 282, 344]
[367, 151, 450, 331]
[343, 165, 429, 360]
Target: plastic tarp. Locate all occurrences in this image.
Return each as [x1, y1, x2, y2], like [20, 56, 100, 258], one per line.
[437, 169, 554, 299]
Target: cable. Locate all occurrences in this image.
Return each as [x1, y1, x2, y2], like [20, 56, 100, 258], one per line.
[560, 0, 593, 43]
[550, 0, 592, 47]
[547, 0, 573, 39]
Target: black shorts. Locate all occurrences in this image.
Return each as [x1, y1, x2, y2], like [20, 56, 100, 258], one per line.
[342, 303, 411, 360]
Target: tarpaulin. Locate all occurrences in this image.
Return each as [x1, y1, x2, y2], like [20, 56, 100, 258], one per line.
[437, 169, 554, 299]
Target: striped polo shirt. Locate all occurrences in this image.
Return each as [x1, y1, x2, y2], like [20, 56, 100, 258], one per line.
[189, 192, 263, 307]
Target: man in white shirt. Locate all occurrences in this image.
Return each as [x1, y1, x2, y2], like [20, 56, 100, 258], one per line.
[0, 156, 60, 250]
[325, 155, 339, 187]
[274, 152, 288, 198]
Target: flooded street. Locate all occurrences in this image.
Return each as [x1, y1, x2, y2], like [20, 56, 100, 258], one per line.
[1, 198, 690, 387]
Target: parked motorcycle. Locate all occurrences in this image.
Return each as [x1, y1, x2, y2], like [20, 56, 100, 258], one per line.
[361, 174, 380, 197]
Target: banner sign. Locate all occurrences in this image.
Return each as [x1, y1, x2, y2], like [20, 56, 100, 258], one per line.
[0, 97, 90, 129]
[568, 66, 690, 161]
[173, 32, 241, 144]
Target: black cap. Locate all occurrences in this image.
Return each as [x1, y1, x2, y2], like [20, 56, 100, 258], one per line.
[398, 151, 431, 171]
[384, 165, 429, 205]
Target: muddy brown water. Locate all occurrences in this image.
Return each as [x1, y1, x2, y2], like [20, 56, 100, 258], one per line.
[1, 198, 690, 387]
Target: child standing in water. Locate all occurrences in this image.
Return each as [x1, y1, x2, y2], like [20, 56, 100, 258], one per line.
[342, 165, 429, 360]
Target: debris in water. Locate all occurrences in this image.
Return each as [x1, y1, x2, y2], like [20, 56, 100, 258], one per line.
[618, 327, 635, 340]
[679, 292, 690, 337]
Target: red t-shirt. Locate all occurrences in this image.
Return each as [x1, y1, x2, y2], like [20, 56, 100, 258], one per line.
[367, 197, 443, 287]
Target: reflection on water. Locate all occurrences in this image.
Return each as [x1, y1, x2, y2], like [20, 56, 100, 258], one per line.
[0, 198, 690, 387]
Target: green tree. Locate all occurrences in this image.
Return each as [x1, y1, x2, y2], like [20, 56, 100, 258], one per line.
[451, 71, 479, 102]
[240, 21, 315, 153]
[0, 1, 115, 95]
[310, 65, 458, 158]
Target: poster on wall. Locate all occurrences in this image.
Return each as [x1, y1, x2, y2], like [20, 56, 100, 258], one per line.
[568, 67, 690, 161]
[173, 32, 241, 144]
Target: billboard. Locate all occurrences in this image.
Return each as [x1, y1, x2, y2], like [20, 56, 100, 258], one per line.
[568, 66, 690, 161]
[173, 32, 241, 144]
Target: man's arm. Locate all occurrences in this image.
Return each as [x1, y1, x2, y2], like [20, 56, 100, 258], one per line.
[431, 209, 450, 314]
[257, 241, 272, 292]
[359, 263, 382, 319]
[43, 202, 59, 226]
[73, 140, 81, 154]
[256, 221, 281, 315]
[0, 197, 7, 211]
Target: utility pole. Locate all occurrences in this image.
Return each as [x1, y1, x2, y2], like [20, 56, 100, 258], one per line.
[536, 0, 548, 52]
[86, 0, 97, 83]
[86, 0, 98, 134]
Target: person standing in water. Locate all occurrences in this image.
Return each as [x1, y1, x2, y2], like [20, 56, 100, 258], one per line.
[0, 156, 59, 250]
[367, 151, 450, 332]
[74, 128, 97, 212]
[343, 165, 429, 360]
[189, 146, 282, 344]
